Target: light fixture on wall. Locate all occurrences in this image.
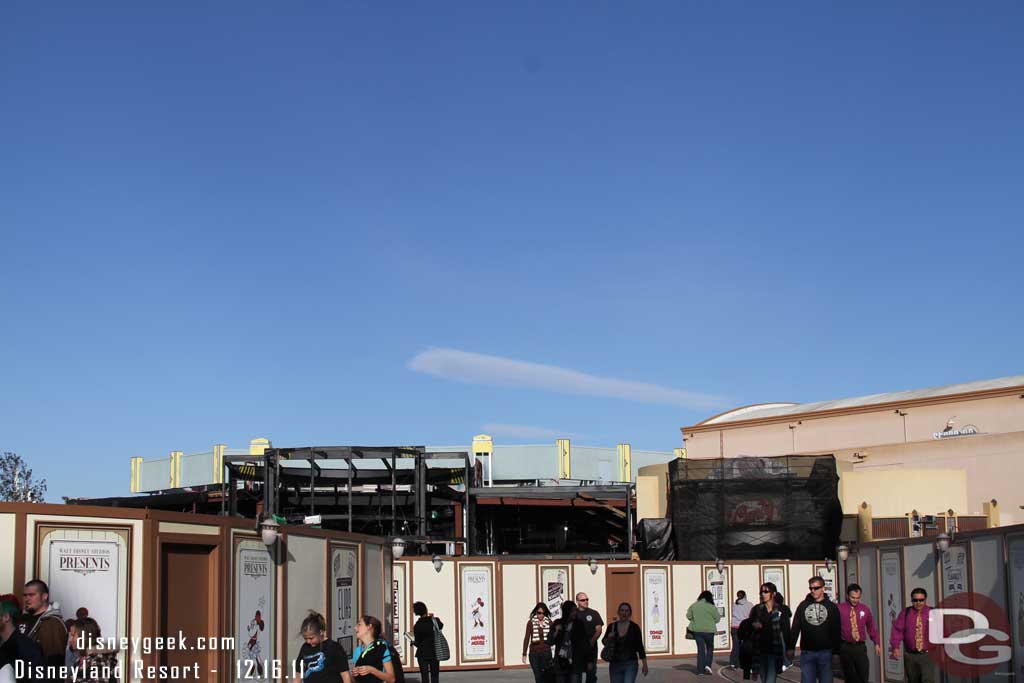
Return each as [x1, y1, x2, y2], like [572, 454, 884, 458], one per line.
[588, 558, 599, 575]
[837, 545, 850, 562]
[715, 558, 725, 574]
[391, 537, 408, 560]
[432, 554, 444, 573]
[259, 517, 280, 547]
[825, 557, 834, 572]
[935, 533, 951, 553]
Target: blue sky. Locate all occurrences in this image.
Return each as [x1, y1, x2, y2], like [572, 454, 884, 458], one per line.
[2, 2, 1021, 501]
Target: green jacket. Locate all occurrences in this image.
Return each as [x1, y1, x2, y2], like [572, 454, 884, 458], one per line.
[687, 600, 721, 634]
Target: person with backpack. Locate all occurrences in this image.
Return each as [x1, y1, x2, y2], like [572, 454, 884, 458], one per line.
[411, 602, 441, 683]
[351, 616, 396, 683]
[547, 601, 590, 683]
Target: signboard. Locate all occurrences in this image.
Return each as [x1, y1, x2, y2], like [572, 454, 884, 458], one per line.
[704, 567, 729, 649]
[331, 546, 359, 654]
[761, 565, 787, 599]
[459, 564, 495, 662]
[235, 540, 275, 682]
[539, 565, 571, 618]
[1008, 536, 1024, 681]
[942, 545, 968, 596]
[642, 567, 670, 653]
[46, 539, 122, 640]
[880, 551, 904, 682]
[392, 563, 407, 663]
[726, 496, 783, 525]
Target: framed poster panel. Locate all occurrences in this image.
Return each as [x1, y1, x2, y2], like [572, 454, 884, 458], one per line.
[330, 544, 360, 655]
[940, 543, 970, 598]
[1007, 535, 1024, 681]
[392, 562, 411, 668]
[761, 564, 788, 600]
[845, 554, 858, 595]
[234, 536, 276, 683]
[813, 564, 838, 602]
[880, 550, 904, 683]
[35, 525, 131, 672]
[703, 565, 730, 650]
[641, 566, 671, 654]
[458, 562, 497, 664]
[538, 565, 572, 618]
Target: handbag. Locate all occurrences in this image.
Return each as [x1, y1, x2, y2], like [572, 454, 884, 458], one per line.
[432, 617, 451, 661]
[686, 627, 696, 640]
[600, 622, 619, 663]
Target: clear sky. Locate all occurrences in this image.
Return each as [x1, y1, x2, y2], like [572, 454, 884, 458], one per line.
[2, 2, 1021, 502]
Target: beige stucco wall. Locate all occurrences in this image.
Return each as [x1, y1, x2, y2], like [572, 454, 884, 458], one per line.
[839, 468, 968, 517]
[637, 464, 668, 519]
[286, 535, 326, 664]
[411, 558, 459, 667]
[573, 561, 607, 623]
[501, 564, 534, 664]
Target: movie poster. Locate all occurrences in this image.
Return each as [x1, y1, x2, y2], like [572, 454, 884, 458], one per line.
[540, 566, 570, 618]
[1008, 536, 1024, 681]
[392, 563, 408, 663]
[642, 567, 669, 653]
[880, 551, 904, 681]
[762, 566, 786, 598]
[45, 539, 122, 643]
[332, 546, 359, 654]
[460, 565, 495, 662]
[942, 545, 968, 596]
[816, 565, 837, 602]
[235, 540, 275, 683]
[705, 567, 729, 649]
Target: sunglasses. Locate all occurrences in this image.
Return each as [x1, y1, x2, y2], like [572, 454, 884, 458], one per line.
[911, 598, 926, 603]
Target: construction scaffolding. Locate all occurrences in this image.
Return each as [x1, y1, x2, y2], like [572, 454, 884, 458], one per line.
[669, 455, 843, 561]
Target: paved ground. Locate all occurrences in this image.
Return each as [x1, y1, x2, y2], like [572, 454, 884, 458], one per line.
[420, 656, 809, 683]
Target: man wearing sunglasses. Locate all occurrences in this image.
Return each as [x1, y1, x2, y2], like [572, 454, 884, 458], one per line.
[889, 588, 935, 683]
[790, 577, 842, 683]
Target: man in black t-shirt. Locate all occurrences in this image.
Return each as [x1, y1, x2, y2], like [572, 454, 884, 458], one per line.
[575, 592, 604, 683]
[295, 637, 351, 683]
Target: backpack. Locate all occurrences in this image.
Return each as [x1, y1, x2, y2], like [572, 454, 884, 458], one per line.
[385, 641, 405, 683]
[432, 618, 450, 662]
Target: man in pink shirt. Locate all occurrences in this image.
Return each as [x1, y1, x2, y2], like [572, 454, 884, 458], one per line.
[838, 584, 880, 683]
[889, 588, 935, 683]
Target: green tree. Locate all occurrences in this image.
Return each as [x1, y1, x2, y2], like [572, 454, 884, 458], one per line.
[0, 451, 47, 502]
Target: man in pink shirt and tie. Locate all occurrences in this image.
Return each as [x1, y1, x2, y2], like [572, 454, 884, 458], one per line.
[837, 584, 880, 683]
[889, 588, 935, 683]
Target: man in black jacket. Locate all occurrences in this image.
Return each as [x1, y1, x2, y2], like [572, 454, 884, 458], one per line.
[790, 577, 841, 683]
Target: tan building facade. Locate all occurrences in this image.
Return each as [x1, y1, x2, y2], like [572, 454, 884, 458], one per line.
[681, 375, 1024, 524]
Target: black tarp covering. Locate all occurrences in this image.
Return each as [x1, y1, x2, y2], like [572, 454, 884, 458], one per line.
[636, 518, 676, 560]
[669, 455, 843, 561]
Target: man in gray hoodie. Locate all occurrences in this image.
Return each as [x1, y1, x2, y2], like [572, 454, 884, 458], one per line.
[19, 581, 67, 673]
[729, 591, 753, 669]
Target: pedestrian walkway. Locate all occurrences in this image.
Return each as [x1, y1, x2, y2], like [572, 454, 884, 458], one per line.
[425, 656, 812, 683]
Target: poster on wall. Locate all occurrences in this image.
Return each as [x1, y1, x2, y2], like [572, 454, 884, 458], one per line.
[332, 546, 359, 654]
[942, 545, 968, 596]
[540, 566, 570, 618]
[880, 552, 904, 682]
[1008, 536, 1024, 681]
[392, 564, 407, 662]
[761, 566, 786, 598]
[705, 567, 729, 649]
[642, 567, 670, 653]
[845, 556, 858, 593]
[45, 540, 122, 641]
[816, 566, 837, 602]
[460, 565, 496, 662]
[235, 540, 275, 683]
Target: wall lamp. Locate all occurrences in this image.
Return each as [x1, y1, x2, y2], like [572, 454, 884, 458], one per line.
[391, 537, 408, 560]
[259, 517, 281, 547]
[935, 533, 951, 553]
[588, 558, 599, 575]
[837, 545, 850, 562]
[825, 557, 834, 572]
[715, 558, 725, 574]
[432, 554, 444, 573]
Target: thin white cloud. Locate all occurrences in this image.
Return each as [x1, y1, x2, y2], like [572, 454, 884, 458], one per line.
[408, 348, 726, 410]
[481, 423, 573, 440]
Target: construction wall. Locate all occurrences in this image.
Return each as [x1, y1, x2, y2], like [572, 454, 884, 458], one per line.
[0, 503, 390, 683]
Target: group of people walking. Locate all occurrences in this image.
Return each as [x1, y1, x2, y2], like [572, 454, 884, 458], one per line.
[720, 577, 937, 683]
[520, 592, 649, 683]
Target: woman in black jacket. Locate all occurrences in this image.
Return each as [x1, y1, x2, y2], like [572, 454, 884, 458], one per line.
[546, 600, 591, 683]
[748, 583, 792, 683]
[600, 602, 648, 683]
[411, 602, 442, 683]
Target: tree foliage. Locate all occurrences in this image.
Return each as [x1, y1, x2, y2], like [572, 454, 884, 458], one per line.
[0, 451, 47, 502]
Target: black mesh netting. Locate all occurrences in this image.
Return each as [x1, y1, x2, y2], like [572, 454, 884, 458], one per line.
[669, 455, 843, 561]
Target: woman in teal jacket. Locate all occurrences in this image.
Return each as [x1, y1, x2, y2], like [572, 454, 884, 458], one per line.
[687, 591, 721, 675]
